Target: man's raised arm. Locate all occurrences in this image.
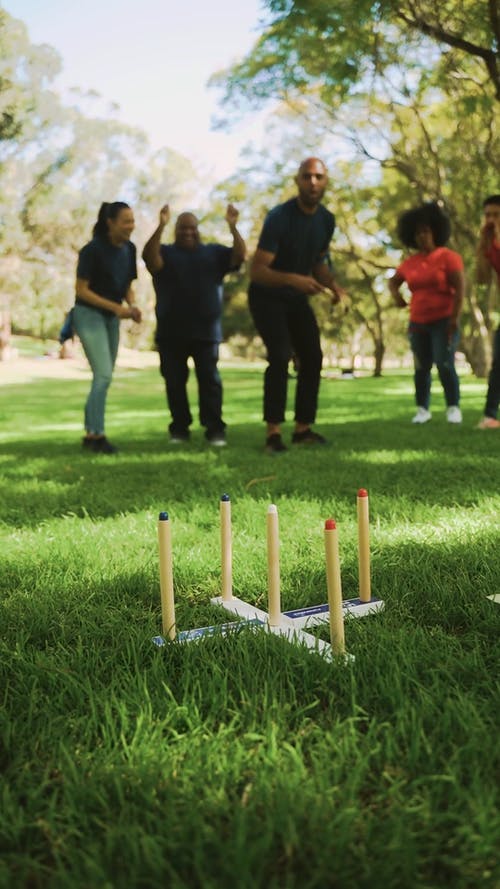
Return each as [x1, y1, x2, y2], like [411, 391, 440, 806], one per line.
[142, 205, 170, 274]
[225, 204, 246, 267]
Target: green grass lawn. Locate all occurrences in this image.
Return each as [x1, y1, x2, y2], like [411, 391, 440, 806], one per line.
[0, 362, 499, 888]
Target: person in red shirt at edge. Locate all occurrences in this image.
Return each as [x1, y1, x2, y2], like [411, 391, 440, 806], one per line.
[476, 194, 500, 430]
[389, 202, 465, 425]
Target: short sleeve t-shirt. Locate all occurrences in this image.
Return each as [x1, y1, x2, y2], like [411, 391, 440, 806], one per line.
[249, 197, 335, 302]
[76, 237, 137, 312]
[153, 243, 237, 342]
[396, 247, 463, 323]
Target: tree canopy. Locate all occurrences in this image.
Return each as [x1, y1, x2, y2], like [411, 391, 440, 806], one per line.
[212, 0, 499, 116]
[0, 9, 201, 349]
[209, 0, 499, 375]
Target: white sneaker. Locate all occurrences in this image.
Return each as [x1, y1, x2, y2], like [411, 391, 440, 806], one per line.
[412, 407, 432, 424]
[446, 406, 462, 424]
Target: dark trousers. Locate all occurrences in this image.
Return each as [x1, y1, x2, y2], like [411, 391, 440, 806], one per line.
[408, 318, 460, 409]
[484, 325, 500, 419]
[249, 294, 323, 424]
[158, 339, 225, 436]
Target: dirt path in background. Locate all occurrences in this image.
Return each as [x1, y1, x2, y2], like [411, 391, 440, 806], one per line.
[0, 346, 159, 385]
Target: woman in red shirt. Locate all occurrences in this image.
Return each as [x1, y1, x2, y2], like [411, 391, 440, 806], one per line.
[389, 202, 465, 424]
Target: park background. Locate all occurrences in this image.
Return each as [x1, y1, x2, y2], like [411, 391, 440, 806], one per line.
[0, 0, 499, 376]
[1, 2, 500, 887]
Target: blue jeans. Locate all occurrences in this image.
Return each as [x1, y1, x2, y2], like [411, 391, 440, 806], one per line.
[408, 318, 460, 409]
[73, 304, 120, 435]
[484, 326, 500, 419]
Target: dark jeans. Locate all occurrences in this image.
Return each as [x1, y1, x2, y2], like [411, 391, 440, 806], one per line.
[484, 325, 500, 419]
[158, 339, 225, 436]
[408, 318, 460, 409]
[249, 294, 323, 424]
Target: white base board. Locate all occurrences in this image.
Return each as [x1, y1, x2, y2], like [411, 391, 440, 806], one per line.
[153, 616, 263, 646]
[210, 596, 353, 663]
[283, 596, 384, 628]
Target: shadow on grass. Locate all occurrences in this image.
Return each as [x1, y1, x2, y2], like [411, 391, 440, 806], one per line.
[0, 415, 498, 528]
[0, 367, 498, 527]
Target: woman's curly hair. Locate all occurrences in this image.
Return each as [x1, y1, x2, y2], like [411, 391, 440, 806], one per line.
[397, 202, 451, 249]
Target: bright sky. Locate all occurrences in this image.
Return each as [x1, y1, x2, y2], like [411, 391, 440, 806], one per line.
[4, 0, 267, 183]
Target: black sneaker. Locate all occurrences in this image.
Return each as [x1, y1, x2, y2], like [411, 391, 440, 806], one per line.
[169, 432, 190, 444]
[82, 436, 95, 451]
[206, 431, 227, 447]
[291, 428, 327, 446]
[265, 433, 288, 454]
[92, 436, 119, 454]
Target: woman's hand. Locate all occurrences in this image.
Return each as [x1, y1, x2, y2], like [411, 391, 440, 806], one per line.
[116, 303, 134, 320]
[116, 303, 142, 322]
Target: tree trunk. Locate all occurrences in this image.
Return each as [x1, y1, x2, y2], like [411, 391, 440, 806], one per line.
[0, 299, 12, 361]
[461, 284, 494, 378]
[373, 339, 385, 377]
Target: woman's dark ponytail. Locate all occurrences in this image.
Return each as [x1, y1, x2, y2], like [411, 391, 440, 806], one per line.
[92, 201, 130, 239]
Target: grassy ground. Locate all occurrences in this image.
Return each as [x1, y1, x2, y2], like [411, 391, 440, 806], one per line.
[0, 361, 499, 888]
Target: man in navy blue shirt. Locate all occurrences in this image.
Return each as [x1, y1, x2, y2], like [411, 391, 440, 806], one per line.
[249, 157, 347, 453]
[143, 204, 245, 445]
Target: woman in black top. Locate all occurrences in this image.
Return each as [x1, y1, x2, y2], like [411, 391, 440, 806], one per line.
[73, 202, 141, 454]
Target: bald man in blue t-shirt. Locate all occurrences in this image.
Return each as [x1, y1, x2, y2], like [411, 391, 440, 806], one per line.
[143, 204, 245, 446]
[249, 157, 347, 453]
